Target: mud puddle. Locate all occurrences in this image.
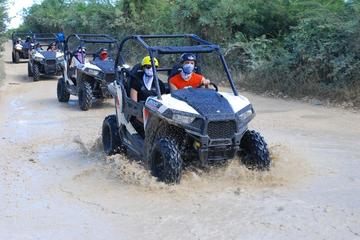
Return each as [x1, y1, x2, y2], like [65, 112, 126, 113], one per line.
[72, 136, 311, 195]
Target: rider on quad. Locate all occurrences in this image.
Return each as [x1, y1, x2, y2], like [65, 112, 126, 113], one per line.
[169, 53, 211, 90]
[47, 42, 57, 51]
[130, 56, 166, 103]
[98, 48, 109, 61]
[129, 56, 167, 136]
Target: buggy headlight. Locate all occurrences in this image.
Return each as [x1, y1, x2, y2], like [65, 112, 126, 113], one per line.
[56, 56, 64, 61]
[172, 113, 195, 124]
[34, 56, 44, 61]
[85, 68, 101, 76]
[15, 44, 22, 50]
[237, 109, 254, 122]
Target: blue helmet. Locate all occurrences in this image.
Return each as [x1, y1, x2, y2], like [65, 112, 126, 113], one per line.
[180, 53, 196, 63]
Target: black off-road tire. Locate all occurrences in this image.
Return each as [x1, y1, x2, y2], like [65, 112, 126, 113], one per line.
[27, 62, 33, 77]
[78, 81, 93, 111]
[57, 77, 70, 102]
[239, 130, 271, 170]
[102, 115, 123, 155]
[150, 137, 182, 184]
[14, 51, 20, 63]
[11, 52, 15, 63]
[32, 63, 40, 81]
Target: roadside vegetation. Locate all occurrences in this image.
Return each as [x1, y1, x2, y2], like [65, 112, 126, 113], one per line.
[0, 0, 8, 84]
[12, 0, 360, 106]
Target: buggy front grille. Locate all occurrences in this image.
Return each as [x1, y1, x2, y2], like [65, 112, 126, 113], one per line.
[105, 73, 115, 83]
[207, 120, 236, 139]
[46, 59, 56, 65]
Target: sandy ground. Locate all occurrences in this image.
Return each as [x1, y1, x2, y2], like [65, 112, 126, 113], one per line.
[0, 41, 360, 240]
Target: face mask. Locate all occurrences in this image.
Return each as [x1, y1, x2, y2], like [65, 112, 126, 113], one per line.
[182, 63, 194, 74]
[144, 68, 154, 77]
[143, 74, 153, 91]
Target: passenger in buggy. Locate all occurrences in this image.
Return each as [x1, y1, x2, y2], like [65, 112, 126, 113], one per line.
[47, 42, 58, 51]
[129, 56, 167, 137]
[69, 46, 87, 79]
[129, 56, 166, 103]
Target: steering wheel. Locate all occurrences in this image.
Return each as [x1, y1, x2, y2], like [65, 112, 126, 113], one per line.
[197, 82, 218, 92]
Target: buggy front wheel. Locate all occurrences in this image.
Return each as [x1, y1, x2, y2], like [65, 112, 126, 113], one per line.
[239, 130, 271, 170]
[14, 51, 20, 63]
[27, 62, 33, 77]
[57, 77, 70, 102]
[150, 137, 182, 184]
[102, 115, 123, 155]
[32, 63, 40, 81]
[78, 81, 93, 111]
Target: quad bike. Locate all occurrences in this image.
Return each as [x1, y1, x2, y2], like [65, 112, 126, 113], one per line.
[102, 34, 271, 184]
[11, 31, 33, 63]
[28, 33, 64, 81]
[57, 34, 118, 110]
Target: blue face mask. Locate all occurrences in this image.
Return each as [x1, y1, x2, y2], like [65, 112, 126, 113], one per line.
[182, 63, 195, 74]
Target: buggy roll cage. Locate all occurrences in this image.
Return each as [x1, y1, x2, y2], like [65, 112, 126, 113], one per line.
[64, 34, 118, 55]
[11, 31, 33, 44]
[115, 34, 239, 100]
[32, 33, 57, 47]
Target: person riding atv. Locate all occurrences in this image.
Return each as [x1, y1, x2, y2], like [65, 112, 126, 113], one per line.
[28, 33, 65, 81]
[102, 34, 271, 184]
[57, 34, 118, 111]
[169, 53, 211, 90]
[11, 32, 33, 63]
[129, 56, 168, 136]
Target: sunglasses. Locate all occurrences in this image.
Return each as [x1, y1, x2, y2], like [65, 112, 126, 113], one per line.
[144, 65, 157, 69]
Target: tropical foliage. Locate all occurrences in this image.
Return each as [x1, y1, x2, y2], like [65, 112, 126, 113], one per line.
[14, 0, 360, 106]
[0, 0, 8, 51]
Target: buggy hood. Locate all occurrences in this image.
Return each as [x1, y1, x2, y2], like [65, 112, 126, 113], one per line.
[171, 88, 235, 120]
[91, 59, 115, 74]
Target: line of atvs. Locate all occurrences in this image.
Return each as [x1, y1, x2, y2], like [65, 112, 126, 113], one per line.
[11, 32, 272, 184]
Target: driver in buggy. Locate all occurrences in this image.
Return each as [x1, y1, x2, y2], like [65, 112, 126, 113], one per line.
[169, 53, 211, 90]
[23, 36, 32, 49]
[34, 43, 43, 51]
[15, 37, 22, 44]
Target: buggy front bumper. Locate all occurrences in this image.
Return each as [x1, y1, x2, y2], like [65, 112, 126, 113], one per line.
[192, 132, 242, 165]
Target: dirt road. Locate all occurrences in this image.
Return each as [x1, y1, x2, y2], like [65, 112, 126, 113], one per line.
[1, 42, 360, 239]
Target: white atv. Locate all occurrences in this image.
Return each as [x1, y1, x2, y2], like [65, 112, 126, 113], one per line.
[57, 34, 118, 111]
[11, 32, 33, 63]
[102, 34, 271, 184]
[28, 47, 64, 82]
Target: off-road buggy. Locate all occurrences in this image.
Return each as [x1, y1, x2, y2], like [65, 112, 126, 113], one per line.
[57, 34, 118, 111]
[11, 31, 33, 63]
[102, 34, 271, 184]
[28, 33, 65, 81]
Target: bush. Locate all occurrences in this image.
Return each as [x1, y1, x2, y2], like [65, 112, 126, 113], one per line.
[16, 0, 360, 106]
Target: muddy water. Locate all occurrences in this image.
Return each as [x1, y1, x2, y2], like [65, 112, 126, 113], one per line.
[1, 41, 360, 239]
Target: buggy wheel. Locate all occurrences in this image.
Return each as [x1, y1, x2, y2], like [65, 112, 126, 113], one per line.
[14, 51, 20, 63]
[150, 137, 182, 184]
[12, 52, 15, 63]
[239, 130, 271, 170]
[102, 115, 123, 155]
[78, 81, 93, 111]
[27, 62, 33, 77]
[57, 77, 70, 102]
[32, 63, 40, 81]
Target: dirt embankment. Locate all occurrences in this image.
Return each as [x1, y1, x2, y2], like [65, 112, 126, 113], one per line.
[1, 41, 360, 240]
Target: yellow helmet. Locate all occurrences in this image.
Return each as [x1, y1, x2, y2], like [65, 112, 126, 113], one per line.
[141, 56, 159, 67]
